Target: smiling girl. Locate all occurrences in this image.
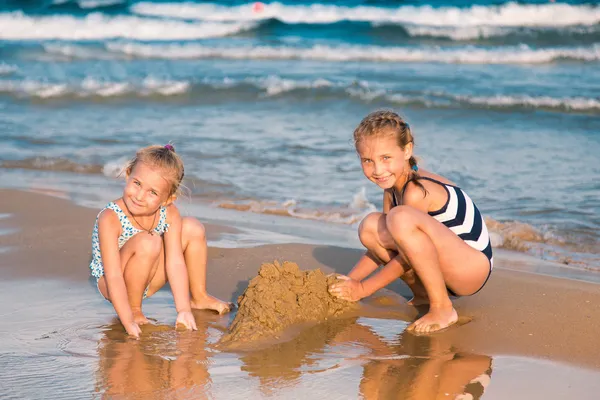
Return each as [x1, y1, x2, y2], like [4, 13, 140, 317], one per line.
[329, 111, 493, 333]
[90, 144, 231, 338]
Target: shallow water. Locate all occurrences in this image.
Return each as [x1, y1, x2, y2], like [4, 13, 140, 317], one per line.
[1, 0, 599, 271]
[1, 280, 599, 400]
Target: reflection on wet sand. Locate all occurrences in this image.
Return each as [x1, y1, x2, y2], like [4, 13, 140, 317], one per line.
[353, 322, 492, 400]
[95, 312, 218, 399]
[95, 311, 491, 399]
[238, 318, 358, 394]
[240, 317, 492, 399]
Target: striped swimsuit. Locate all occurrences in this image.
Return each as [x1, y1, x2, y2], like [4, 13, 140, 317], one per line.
[392, 176, 493, 294]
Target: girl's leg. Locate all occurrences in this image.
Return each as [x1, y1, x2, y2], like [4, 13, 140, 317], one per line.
[358, 212, 429, 304]
[97, 233, 163, 324]
[181, 217, 231, 314]
[142, 218, 230, 314]
[386, 206, 490, 333]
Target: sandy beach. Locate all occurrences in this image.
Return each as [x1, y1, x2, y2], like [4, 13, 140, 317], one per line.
[1, 188, 599, 399]
[2, 0, 599, 397]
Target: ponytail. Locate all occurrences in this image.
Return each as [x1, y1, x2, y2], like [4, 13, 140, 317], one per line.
[400, 155, 428, 201]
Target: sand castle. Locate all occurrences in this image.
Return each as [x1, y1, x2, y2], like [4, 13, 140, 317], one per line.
[218, 260, 357, 349]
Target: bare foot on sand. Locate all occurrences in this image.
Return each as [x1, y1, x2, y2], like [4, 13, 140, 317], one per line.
[191, 294, 233, 315]
[132, 308, 149, 325]
[407, 306, 458, 334]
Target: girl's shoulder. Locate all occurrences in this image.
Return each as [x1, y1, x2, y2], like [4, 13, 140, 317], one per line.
[164, 203, 181, 224]
[417, 169, 456, 187]
[403, 171, 453, 211]
[97, 205, 122, 234]
[96, 199, 125, 228]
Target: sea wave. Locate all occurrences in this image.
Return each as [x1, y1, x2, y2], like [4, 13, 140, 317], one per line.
[41, 42, 600, 64]
[0, 157, 104, 174]
[373, 90, 600, 113]
[115, 42, 600, 63]
[486, 218, 600, 271]
[401, 24, 600, 42]
[216, 187, 377, 225]
[131, 1, 600, 27]
[0, 12, 255, 40]
[450, 93, 600, 112]
[0, 63, 18, 75]
[0, 77, 191, 98]
[1, 75, 598, 114]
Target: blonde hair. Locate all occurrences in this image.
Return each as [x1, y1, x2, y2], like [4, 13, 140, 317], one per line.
[353, 110, 418, 169]
[353, 110, 425, 195]
[125, 144, 185, 197]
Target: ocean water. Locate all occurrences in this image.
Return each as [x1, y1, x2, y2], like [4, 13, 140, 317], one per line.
[1, 0, 599, 270]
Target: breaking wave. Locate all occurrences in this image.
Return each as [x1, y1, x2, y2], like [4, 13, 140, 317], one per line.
[1, 75, 598, 114]
[131, 2, 600, 27]
[101, 42, 600, 64]
[0, 12, 255, 40]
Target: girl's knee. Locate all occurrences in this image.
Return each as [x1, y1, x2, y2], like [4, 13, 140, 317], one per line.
[386, 206, 418, 236]
[183, 217, 206, 240]
[358, 212, 383, 247]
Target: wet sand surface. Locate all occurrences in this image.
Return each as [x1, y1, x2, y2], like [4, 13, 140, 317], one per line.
[1, 189, 600, 399]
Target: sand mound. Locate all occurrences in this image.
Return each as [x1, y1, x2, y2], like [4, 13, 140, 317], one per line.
[218, 260, 357, 349]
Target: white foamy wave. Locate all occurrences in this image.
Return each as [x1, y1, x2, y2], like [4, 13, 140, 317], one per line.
[217, 195, 375, 225]
[102, 157, 129, 177]
[346, 87, 600, 113]
[256, 75, 333, 96]
[0, 63, 18, 75]
[451, 94, 600, 112]
[349, 187, 377, 214]
[131, 2, 600, 27]
[43, 43, 117, 60]
[0, 12, 254, 40]
[0, 77, 190, 99]
[404, 24, 600, 40]
[105, 42, 600, 64]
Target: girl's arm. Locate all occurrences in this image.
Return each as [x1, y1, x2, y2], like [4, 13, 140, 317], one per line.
[97, 210, 137, 334]
[347, 252, 380, 282]
[163, 205, 193, 314]
[346, 191, 392, 282]
[358, 184, 433, 294]
[331, 185, 433, 301]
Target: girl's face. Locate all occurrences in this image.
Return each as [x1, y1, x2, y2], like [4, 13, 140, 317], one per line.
[356, 135, 412, 190]
[123, 162, 173, 216]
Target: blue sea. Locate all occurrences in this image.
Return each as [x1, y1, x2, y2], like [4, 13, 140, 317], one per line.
[1, 0, 599, 270]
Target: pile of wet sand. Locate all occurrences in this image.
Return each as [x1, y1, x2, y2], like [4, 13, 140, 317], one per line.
[218, 260, 357, 349]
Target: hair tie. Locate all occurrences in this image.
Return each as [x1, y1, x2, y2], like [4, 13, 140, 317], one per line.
[164, 144, 175, 152]
[412, 164, 418, 172]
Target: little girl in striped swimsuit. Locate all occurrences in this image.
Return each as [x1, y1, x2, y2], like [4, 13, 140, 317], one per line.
[329, 110, 493, 334]
[90, 144, 231, 338]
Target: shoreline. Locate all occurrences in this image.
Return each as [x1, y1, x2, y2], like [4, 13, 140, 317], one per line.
[1, 188, 600, 370]
[1, 167, 598, 274]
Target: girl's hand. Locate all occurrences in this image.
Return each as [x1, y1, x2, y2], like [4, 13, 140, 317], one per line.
[176, 311, 198, 331]
[125, 321, 142, 339]
[328, 275, 366, 302]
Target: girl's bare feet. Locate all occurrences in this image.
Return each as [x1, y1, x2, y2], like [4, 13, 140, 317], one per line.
[407, 305, 458, 334]
[191, 294, 233, 315]
[132, 308, 149, 325]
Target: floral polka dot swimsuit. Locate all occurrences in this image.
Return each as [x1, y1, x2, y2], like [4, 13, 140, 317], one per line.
[89, 201, 169, 281]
